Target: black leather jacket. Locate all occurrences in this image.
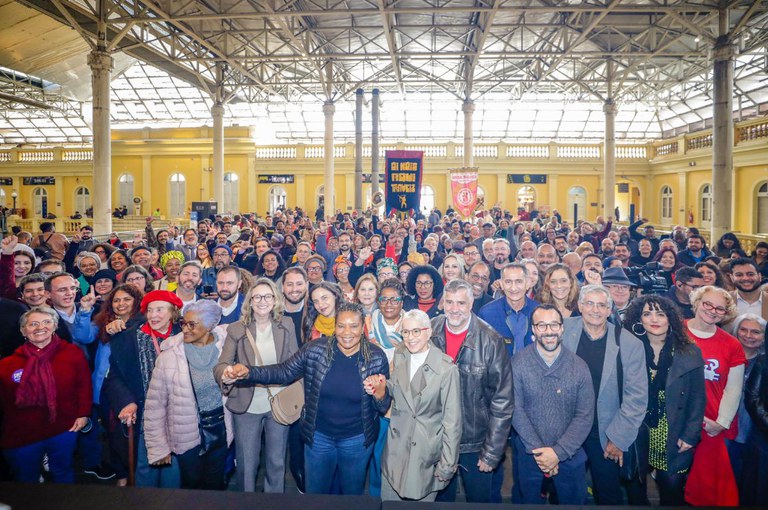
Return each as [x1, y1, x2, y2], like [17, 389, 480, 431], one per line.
[746, 354, 768, 437]
[240, 336, 391, 447]
[430, 315, 514, 469]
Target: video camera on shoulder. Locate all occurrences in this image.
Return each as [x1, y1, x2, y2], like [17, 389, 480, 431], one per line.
[624, 262, 670, 295]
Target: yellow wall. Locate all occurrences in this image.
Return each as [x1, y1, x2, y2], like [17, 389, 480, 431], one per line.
[0, 126, 765, 235]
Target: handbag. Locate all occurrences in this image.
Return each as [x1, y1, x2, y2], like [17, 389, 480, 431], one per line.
[246, 327, 304, 425]
[187, 364, 227, 455]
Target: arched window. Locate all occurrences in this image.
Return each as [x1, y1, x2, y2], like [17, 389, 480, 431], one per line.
[758, 182, 768, 234]
[518, 186, 536, 213]
[420, 185, 436, 213]
[477, 186, 486, 209]
[317, 185, 325, 211]
[567, 186, 587, 223]
[169, 173, 186, 218]
[118, 174, 134, 210]
[33, 187, 48, 217]
[661, 185, 673, 224]
[223, 172, 239, 214]
[74, 187, 91, 215]
[699, 184, 712, 228]
[269, 186, 287, 214]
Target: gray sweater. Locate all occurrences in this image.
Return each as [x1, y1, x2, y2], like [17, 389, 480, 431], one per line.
[511, 343, 595, 461]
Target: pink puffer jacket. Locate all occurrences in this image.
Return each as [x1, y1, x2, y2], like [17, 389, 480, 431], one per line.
[143, 329, 233, 464]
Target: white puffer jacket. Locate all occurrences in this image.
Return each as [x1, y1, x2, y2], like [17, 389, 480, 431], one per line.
[143, 329, 233, 463]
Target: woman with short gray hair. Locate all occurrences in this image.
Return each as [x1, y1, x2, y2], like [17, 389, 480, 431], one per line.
[75, 251, 101, 294]
[143, 295, 230, 490]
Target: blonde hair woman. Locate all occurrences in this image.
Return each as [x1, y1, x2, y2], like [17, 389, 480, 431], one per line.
[214, 278, 299, 493]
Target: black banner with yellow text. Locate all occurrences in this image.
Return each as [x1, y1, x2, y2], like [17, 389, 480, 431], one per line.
[384, 150, 423, 216]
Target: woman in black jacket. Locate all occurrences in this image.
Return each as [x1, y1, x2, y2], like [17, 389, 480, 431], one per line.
[223, 302, 391, 495]
[744, 349, 768, 506]
[623, 295, 706, 505]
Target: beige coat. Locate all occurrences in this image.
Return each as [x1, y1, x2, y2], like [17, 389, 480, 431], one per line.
[143, 329, 233, 464]
[382, 343, 462, 500]
[213, 316, 299, 414]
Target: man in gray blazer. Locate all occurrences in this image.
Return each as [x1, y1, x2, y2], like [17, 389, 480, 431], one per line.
[561, 284, 648, 505]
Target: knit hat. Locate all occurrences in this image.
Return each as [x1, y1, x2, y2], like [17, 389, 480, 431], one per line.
[304, 254, 327, 271]
[212, 244, 233, 257]
[140, 290, 184, 314]
[376, 257, 397, 276]
[76, 251, 101, 271]
[130, 245, 151, 258]
[270, 234, 285, 247]
[159, 250, 185, 269]
[89, 269, 118, 286]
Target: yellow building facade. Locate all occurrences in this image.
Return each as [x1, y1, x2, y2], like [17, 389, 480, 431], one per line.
[0, 119, 766, 237]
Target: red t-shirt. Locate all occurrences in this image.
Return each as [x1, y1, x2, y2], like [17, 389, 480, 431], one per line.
[445, 327, 468, 362]
[686, 322, 746, 440]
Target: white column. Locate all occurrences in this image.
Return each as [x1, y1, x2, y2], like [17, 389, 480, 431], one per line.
[677, 172, 688, 226]
[462, 99, 475, 168]
[323, 101, 336, 217]
[712, 37, 735, 240]
[603, 99, 617, 219]
[141, 155, 152, 215]
[212, 103, 224, 208]
[355, 89, 364, 211]
[88, 49, 113, 234]
[371, 89, 381, 194]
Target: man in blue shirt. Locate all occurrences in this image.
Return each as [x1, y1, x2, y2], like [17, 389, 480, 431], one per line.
[479, 262, 540, 357]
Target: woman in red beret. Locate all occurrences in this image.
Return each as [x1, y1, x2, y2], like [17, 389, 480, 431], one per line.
[102, 290, 183, 488]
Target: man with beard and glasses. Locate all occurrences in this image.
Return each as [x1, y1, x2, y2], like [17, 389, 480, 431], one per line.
[175, 261, 202, 309]
[511, 304, 595, 504]
[489, 238, 512, 287]
[729, 258, 768, 324]
[200, 244, 233, 298]
[317, 228, 355, 282]
[468, 261, 494, 314]
[216, 266, 244, 325]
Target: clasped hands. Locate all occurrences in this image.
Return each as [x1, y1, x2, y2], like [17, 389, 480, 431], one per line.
[362, 374, 386, 400]
[532, 447, 560, 477]
[221, 363, 250, 384]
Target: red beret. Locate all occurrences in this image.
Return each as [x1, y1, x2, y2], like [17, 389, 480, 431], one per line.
[140, 290, 184, 314]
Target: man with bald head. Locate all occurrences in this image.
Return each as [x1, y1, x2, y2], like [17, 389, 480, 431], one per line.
[517, 240, 537, 261]
[536, 244, 558, 270]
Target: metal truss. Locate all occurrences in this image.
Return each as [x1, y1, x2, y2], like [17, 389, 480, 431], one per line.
[11, 0, 768, 142]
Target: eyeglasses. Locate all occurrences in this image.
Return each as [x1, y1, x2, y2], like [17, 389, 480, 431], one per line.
[701, 301, 728, 315]
[582, 300, 609, 311]
[469, 273, 490, 283]
[533, 322, 563, 333]
[306, 266, 323, 273]
[378, 296, 403, 305]
[125, 276, 145, 284]
[27, 319, 54, 328]
[401, 327, 430, 337]
[335, 267, 350, 274]
[179, 320, 201, 330]
[682, 282, 703, 290]
[415, 280, 434, 288]
[251, 294, 275, 303]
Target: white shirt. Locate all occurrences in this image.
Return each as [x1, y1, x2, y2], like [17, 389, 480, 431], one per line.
[736, 291, 763, 317]
[218, 296, 239, 318]
[409, 348, 430, 382]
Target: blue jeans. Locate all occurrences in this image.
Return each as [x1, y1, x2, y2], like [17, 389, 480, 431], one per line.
[514, 436, 588, 505]
[304, 431, 372, 495]
[4, 431, 77, 483]
[436, 451, 498, 503]
[368, 417, 390, 497]
[135, 431, 180, 488]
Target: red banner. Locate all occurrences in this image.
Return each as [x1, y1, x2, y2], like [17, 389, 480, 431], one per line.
[450, 171, 479, 218]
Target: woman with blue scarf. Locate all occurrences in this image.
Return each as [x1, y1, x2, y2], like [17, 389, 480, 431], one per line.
[366, 277, 405, 496]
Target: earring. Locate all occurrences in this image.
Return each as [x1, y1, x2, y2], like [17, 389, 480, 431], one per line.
[631, 322, 646, 336]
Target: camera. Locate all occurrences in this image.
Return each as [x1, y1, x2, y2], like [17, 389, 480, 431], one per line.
[203, 284, 214, 294]
[624, 262, 669, 295]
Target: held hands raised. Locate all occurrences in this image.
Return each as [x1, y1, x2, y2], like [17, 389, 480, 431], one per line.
[362, 374, 387, 400]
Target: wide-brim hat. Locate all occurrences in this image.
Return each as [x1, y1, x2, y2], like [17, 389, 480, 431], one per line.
[601, 267, 636, 287]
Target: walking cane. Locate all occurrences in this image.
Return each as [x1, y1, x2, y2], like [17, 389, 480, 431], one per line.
[127, 423, 136, 487]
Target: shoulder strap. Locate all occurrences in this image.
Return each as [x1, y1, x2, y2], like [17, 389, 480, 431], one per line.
[245, 327, 274, 399]
[614, 323, 624, 404]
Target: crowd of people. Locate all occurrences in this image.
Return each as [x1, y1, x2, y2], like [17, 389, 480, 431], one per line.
[0, 204, 767, 506]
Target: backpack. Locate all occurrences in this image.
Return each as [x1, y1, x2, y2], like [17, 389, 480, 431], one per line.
[34, 233, 55, 260]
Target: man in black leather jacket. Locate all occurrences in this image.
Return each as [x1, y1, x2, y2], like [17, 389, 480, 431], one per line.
[430, 279, 514, 503]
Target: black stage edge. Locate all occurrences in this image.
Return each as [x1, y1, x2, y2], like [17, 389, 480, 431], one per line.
[0, 482, 379, 510]
[0, 483, 742, 509]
